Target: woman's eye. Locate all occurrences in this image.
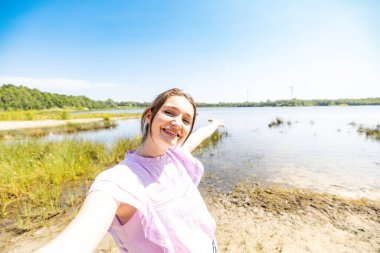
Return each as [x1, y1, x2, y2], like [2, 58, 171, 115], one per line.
[164, 110, 173, 116]
[183, 119, 191, 125]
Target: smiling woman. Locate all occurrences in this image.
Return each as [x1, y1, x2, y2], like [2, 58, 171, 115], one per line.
[36, 88, 223, 253]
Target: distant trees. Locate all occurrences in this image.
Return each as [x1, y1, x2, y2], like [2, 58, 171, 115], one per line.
[197, 98, 380, 107]
[0, 84, 148, 111]
[1, 84, 380, 111]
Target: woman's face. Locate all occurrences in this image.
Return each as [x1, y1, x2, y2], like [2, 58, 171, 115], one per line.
[147, 95, 194, 148]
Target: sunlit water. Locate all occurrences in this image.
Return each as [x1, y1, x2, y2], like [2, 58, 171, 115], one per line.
[49, 106, 380, 199]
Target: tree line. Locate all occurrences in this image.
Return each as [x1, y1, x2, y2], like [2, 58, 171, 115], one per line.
[197, 97, 380, 107]
[0, 84, 149, 110]
[1, 84, 380, 111]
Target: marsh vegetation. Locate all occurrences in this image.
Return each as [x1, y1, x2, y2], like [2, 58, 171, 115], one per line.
[0, 109, 140, 121]
[0, 119, 119, 140]
[357, 125, 380, 141]
[194, 129, 229, 153]
[0, 136, 142, 233]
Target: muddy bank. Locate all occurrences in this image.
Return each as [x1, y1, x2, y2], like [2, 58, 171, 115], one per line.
[204, 182, 380, 253]
[2, 183, 379, 253]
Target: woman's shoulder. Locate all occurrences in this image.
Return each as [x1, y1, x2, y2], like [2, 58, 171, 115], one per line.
[93, 161, 143, 189]
[168, 146, 193, 159]
[167, 146, 204, 186]
[89, 161, 148, 209]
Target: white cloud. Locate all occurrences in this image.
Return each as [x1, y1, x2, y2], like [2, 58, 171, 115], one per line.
[0, 76, 120, 92]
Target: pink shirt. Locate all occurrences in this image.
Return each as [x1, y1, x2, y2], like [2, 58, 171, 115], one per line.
[89, 147, 216, 253]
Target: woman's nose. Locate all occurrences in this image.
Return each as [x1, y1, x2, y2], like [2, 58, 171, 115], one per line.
[171, 116, 182, 128]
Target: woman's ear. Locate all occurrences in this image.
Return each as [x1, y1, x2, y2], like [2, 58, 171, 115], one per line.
[144, 110, 152, 124]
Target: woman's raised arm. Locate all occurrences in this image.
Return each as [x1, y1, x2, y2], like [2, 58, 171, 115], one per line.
[183, 119, 224, 153]
[36, 191, 119, 253]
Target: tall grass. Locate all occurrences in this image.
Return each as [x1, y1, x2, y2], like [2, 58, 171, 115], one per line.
[0, 119, 118, 140]
[0, 136, 141, 231]
[71, 112, 141, 119]
[357, 125, 380, 141]
[0, 109, 141, 121]
[194, 129, 228, 153]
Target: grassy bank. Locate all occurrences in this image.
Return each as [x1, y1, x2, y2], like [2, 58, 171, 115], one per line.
[0, 109, 141, 121]
[0, 136, 141, 233]
[0, 119, 118, 140]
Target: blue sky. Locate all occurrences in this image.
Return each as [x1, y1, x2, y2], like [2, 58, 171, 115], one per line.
[0, 0, 379, 103]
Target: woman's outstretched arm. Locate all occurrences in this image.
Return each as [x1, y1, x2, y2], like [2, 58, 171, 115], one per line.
[36, 191, 118, 253]
[183, 119, 224, 153]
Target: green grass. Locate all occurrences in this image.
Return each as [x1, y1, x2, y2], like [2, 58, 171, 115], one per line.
[71, 112, 141, 120]
[0, 119, 118, 140]
[357, 125, 380, 140]
[194, 129, 228, 153]
[0, 136, 141, 231]
[0, 109, 141, 121]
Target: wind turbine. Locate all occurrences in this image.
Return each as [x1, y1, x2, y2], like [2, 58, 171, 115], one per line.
[289, 86, 293, 99]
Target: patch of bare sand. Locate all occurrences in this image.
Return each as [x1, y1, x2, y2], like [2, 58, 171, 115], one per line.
[2, 185, 379, 253]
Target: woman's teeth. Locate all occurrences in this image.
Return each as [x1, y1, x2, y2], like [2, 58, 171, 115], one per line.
[163, 128, 178, 137]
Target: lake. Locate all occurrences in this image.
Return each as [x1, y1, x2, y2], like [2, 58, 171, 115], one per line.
[52, 106, 380, 199]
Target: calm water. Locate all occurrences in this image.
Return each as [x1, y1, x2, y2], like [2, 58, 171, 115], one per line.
[48, 106, 380, 199]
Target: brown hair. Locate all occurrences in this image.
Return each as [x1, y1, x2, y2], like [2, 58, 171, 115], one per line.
[141, 88, 197, 144]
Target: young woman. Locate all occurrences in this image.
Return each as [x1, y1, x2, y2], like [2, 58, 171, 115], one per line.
[37, 88, 223, 253]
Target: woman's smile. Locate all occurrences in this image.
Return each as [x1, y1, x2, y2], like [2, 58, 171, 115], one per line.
[161, 127, 181, 139]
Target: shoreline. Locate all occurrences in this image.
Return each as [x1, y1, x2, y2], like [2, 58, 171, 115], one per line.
[0, 117, 130, 131]
[2, 183, 379, 253]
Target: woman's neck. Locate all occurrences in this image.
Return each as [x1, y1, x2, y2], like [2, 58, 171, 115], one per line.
[134, 139, 168, 158]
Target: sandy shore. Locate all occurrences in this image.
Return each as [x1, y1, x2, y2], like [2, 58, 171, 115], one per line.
[2, 182, 379, 253]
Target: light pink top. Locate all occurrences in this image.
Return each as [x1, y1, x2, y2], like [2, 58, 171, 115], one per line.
[89, 147, 216, 253]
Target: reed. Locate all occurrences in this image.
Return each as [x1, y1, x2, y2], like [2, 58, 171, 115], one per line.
[71, 112, 141, 119]
[194, 129, 228, 153]
[357, 125, 380, 140]
[0, 136, 141, 232]
[0, 109, 141, 121]
[109, 136, 142, 163]
[0, 119, 118, 140]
